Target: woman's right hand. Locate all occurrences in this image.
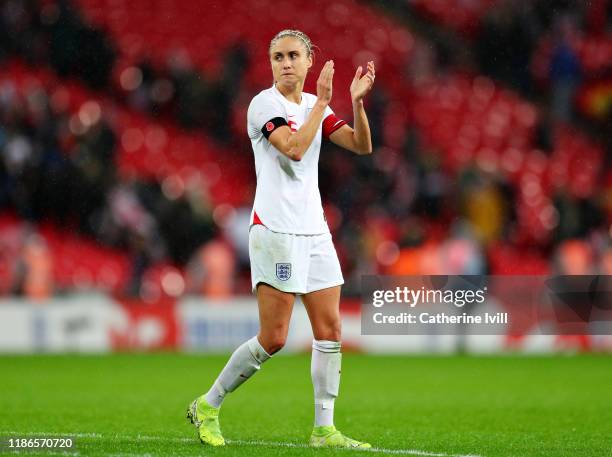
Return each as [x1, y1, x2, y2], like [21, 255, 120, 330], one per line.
[316, 60, 334, 105]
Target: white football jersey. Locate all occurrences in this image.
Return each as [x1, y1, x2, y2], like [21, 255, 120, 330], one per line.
[247, 85, 345, 235]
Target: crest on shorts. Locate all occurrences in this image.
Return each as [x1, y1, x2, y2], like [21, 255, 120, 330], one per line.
[276, 263, 291, 281]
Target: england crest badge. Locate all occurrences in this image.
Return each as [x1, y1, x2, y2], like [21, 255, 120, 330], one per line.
[276, 263, 291, 281]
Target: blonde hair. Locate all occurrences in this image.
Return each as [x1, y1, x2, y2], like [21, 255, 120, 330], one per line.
[269, 29, 314, 57]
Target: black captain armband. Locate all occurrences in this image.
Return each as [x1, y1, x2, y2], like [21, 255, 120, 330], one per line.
[261, 117, 289, 139]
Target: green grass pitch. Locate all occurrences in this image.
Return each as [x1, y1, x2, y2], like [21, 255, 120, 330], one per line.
[0, 353, 610, 456]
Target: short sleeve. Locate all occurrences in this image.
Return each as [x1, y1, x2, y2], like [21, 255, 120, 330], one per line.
[247, 94, 287, 140]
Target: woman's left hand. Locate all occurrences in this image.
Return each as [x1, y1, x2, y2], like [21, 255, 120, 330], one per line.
[350, 61, 376, 102]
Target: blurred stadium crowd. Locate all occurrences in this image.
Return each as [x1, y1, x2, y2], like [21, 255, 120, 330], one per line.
[0, 0, 611, 302]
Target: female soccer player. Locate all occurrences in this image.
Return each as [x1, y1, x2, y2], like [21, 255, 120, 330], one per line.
[187, 29, 375, 448]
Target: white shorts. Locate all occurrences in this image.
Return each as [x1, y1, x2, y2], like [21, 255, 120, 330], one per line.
[249, 225, 344, 295]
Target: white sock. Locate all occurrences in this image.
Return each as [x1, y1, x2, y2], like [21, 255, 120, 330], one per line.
[204, 336, 271, 408]
[311, 339, 342, 427]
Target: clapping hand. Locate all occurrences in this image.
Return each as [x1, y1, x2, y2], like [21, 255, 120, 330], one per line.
[350, 61, 375, 102]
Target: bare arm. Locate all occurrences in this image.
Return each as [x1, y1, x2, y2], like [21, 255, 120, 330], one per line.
[330, 61, 375, 155]
[268, 61, 335, 161]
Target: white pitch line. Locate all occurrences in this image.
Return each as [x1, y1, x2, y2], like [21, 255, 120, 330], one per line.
[106, 454, 153, 457]
[229, 439, 482, 457]
[0, 431, 101, 438]
[1, 432, 482, 457]
[126, 435, 482, 455]
[4, 451, 79, 456]
[108, 435, 192, 443]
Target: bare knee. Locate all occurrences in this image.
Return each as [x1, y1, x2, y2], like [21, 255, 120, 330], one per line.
[258, 331, 287, 355]
[314, 320, 342, 342]
[256, 284, 294, 355]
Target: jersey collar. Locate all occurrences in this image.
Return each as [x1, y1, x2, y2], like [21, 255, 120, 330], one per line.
[272, 84, 304, 106]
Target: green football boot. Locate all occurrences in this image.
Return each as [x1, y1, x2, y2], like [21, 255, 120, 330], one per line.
[186, 395, 225, 446]
[309, 425, 371, 448]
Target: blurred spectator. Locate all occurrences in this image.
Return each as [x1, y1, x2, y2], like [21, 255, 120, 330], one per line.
[441, 229, 486, 275]
[186, 238, 236, 298]
[459, 169, 507, 245]
[168, 50, 208, 129]
[72, 115, 117, 234]
[208, 40, 250, 144]
[11, 229, 54, 302]
[47, 0, 116, 89]
[601, 248, 612, 274]
[21, 231, 53, 302]
[223, 206, 252, 269]
[103, 182, 165, 296]
[553, 192, 604, 242]
[548, 15, 582, 122]
[554, 239, 594, 274]
[477, 0, 538, 95]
